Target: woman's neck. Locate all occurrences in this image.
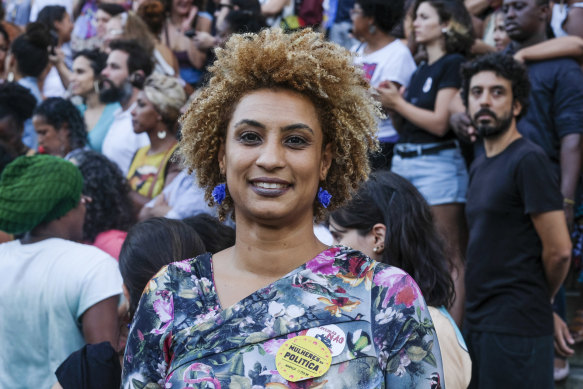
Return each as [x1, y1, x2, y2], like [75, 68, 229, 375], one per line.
[148, 125, 177, 154]
[364, 33, 395, 54]
[170, 12, 186, 27]
[85, 92, 102, 109]
[425, 40, 446, 65]
[227, 211, 327, 279]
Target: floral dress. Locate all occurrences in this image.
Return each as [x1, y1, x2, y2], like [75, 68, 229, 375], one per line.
[122, 246, 445, 388]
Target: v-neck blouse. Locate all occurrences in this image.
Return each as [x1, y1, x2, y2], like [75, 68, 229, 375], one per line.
[122, 246, 444, 388]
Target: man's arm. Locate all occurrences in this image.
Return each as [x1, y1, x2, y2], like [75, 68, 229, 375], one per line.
[81, 295, 120, 348]
[531, 210, 571, 300]
[560, 133, 583, 231]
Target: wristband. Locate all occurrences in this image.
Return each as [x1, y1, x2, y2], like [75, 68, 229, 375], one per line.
[564, 198, 575, 206]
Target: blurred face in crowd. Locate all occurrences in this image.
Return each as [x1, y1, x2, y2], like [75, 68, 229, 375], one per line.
[214, 0, 233, 32]
[99, 49, 131, 103]
[70, 56, 97, 98]
[172, 0, 194, 17]
[54, 12, 74, 43]
[350, 2, 373, 41]
[95, 9, 113, 38]
[492, 12, 511, 51]
[103, 16, 124, 51]
[131, 91, 161, 134]
[33, 115, 71, 157]
[502, 0, 545, 42]
[467, 71, 521, 139]
[413, 1, 446, 46]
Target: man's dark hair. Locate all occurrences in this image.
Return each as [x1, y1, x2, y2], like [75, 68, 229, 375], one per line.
[461, 53, 531, 119]
[96, 2, 126, 17]
[356, 0, 405, 34]
[108, 39, 154, 77]
[11, 22, 51, 77]
[34, 97, 88, 150]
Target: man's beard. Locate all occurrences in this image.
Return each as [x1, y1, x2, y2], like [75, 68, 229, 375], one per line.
[98, 78, 133, 104]
[471, 108, 514, 139]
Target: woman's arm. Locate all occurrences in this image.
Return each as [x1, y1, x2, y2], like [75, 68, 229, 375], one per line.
[261, 0, 290, 17]
[377, 82, 459, 137]
[514, 36, 583, 65]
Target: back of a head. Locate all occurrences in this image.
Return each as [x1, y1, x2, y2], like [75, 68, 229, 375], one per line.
[330, 171, 454, 307]
[109, 38, 154, 77]
[182, 213, 235, 253]
[119, 217, 206, 316]
[121, 11, 155, 55]
[0, 155, 83, 235]
[11, 23, 51, 77]
[0, 82, 37, 128]
[357, 0, 405, 34]
[36, 5, 67, 31]
[224, 9, 267, 34]
[137, 0, 166, 36]
[71, 150, 135, 242]
[34, 98, 88, 150]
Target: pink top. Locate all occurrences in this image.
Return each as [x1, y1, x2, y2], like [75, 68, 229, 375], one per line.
[92, 230, 127, 261]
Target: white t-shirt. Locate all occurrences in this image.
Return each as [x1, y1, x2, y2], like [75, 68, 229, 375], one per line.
[102, 102, 150, 176]
[352, 39, 417, 141]
[0, 238, 123, 389]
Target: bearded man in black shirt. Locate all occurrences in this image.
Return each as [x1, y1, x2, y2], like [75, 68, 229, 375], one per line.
[461, 53, 572, 388]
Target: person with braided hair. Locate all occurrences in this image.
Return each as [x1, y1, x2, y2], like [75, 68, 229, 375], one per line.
[0, 82, 38, 157]
[33, 97, 88, 159]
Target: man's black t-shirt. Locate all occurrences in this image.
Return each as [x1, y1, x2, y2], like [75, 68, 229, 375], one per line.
[398, 53, 465, 144]
[465, 138, 563, 336]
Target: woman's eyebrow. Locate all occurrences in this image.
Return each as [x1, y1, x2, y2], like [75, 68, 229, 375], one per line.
[233, 119, 265, 129]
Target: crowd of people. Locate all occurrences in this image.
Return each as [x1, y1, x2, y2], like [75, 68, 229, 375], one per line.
[0, 0, 582, 388]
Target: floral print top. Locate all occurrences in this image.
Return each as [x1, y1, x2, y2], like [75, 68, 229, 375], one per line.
[122, 246, 445, 388]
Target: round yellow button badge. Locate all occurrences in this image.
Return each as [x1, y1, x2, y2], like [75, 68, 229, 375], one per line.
[275, 335, 332, 382]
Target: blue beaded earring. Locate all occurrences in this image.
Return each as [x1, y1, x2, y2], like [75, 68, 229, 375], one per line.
[212, 183, 226, 204]
[317, 187, 332, 208]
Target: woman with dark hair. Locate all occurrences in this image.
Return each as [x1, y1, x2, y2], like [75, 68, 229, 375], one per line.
[36, 5, 74, 98]
[350, 0, 417, 170]
[33, 97, 88, 159]
[70, 150, 135, 260]
[71, 49, 121, 152]
[329, 170, 471, 388]
[377, 0, 473, 325]
[5, 22, 50, 150]
[0, 82, 37, 156]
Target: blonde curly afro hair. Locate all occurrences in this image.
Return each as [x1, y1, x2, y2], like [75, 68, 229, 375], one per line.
[179, 28, 380, 221]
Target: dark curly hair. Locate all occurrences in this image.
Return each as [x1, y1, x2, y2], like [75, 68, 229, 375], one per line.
[0, 82, 37, 127]
[119, 217, 205, 317]
[411, 0, 474, 56]
[357, 0, 406, 34]
[460, 53, 530, 120]
[330, 171, 455, 308]
[34, 98, 88, 150]
[71, 151, 135, 242]
[11, 22, 51, 77]
[73, 49, 108, 76]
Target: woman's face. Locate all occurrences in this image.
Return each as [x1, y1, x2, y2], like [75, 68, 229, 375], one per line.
[413, 2, 445, 45]
[350, 3, 372, 42]
[131, 91, 161, 135]
[70, 56, 96, 97]
[328, 217, 378, 260]
[172, 0, 194, 17]
[95, 9, 112, 38]
[104, 16, 124, 49]
[493, 12, 510, 52]
[32, 115, 70, 157]
[218, 89, 332, 225]
[54, 12, 74, 43]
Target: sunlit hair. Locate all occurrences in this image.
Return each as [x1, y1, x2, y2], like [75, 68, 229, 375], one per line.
[179, 28, 380, 221]
[143, 73, 186, 130]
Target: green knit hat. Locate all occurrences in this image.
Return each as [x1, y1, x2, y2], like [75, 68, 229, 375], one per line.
[0, 155, 84, 234]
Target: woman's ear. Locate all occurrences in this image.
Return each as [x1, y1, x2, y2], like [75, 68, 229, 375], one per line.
[319, 143, 333, 181]
[217, 138, 226, 176]
[371, 223, 387, 254]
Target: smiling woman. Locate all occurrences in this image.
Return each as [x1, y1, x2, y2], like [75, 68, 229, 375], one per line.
[122, 28, 445, 389]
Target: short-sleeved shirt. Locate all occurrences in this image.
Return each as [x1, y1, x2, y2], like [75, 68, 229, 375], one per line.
[465, 138, 563, 336]
[398, 53, 465, 144]
[0, 238, 123, 389]
[353, 40, 417, 142]
[122, 246, 444, 388]
[503, 46, 583, 164]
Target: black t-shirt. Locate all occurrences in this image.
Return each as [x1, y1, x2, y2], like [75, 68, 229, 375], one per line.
[465, 138, 563, 336]
[398, 53, 465, 144]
